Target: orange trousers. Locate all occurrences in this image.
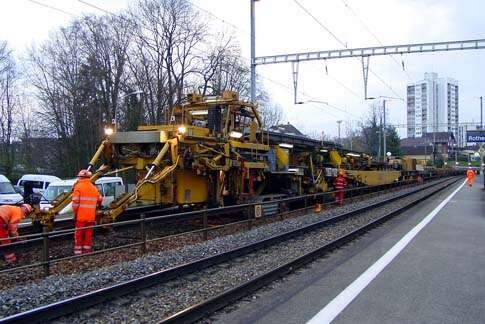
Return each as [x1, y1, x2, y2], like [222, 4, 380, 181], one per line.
[0, 220, 16, 264]
[335, 190, 345, 205]
[74, 221, 95, 255]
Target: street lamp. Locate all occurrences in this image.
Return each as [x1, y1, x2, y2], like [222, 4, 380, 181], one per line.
[337, 120, 342, 146]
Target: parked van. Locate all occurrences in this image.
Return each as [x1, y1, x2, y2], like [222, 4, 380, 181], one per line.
[17, 174, 62, 195]
[40, 177, 124, 215]
[0, 175, 24, 205]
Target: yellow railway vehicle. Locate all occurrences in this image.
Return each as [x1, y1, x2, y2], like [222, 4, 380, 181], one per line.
[31, 91, 447, 226]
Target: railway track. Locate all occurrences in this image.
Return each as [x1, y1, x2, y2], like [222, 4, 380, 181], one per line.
[0, 179, 422, 286]
[0, 176, 460, 323]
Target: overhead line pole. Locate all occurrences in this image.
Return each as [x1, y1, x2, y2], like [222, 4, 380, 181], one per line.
[250, 0, 256, 102]
[480, 96, 483, 129]
[383, 100, 387, 160]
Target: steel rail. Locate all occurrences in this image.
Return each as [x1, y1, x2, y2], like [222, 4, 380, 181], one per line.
[0, 177, 458, 323]
[0, 179, 419, 276]
[5, 179, 417, 249]
[161, 177, 461, 324]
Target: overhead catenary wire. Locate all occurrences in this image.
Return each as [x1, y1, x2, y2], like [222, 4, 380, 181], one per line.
[160, 0, 361, 120]
[324, 69, 362, 100]
[259, 73, 359, 119]
[292, 0, 404, 99]
[387, 121, 479, 128]
[77, 0, 364, 121]
[293, 0, 348, 48]
[76, 0, 208, 56]
[187, 0, 247, 34]
[340, 0, 412, 81]
[78, 0, 115, 16]
[27, 0, 76, 17]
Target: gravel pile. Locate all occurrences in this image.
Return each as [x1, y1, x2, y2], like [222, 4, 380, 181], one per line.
[0, 179, 454, 319]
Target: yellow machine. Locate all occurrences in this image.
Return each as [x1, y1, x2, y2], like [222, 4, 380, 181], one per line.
[32, 91, 409, 227]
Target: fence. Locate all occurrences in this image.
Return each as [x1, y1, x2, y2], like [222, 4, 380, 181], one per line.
[0, 178, 421, 277]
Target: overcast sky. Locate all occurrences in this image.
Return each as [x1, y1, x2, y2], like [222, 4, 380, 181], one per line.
[1, 0, 484, 138]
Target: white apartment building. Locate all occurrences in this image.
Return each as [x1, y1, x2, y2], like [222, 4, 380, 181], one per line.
[407, 72, 459, 140]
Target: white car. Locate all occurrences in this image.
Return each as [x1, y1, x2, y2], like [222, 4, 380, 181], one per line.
[0, 174, 24, 205]
[17, 174, 62, 195]
[40, 177, 124, 216]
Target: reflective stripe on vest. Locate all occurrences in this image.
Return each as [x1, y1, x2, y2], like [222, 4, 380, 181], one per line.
[75, 204, 97, 209]
[334, 178, 345, 189]
[72, 179, 102, 222]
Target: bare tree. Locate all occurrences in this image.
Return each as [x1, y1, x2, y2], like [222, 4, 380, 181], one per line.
[343, 120, 364, 151]
[18, 0, 285, 177]
[27, 14, 133, 176]
[78, 15, 132, 124]
[128, 0, 205, 124]
[0, 41, 18, 178]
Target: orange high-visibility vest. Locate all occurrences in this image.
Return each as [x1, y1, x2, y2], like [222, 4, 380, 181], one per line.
[0, 205, 23, 236]
[466, 169, 475, 185]
[333, 175, 347, 190]
[72, 179, 102, 222]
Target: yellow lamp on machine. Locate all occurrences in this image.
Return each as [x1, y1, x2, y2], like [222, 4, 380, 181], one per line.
[229, 131, 243, 138]
[104, 126, 114, 136]
[177, 125, 187, 135]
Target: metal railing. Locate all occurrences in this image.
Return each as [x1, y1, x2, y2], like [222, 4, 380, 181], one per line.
[0, 178, 430, 277]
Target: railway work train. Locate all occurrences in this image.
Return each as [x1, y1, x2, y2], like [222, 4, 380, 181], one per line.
[31, 91, 456, 226]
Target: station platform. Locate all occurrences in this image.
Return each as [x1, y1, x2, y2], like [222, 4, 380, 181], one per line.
[215, 177, 485, 324]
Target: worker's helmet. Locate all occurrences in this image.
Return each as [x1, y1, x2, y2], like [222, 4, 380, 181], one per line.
[20, 204, 33, 216]
[77, 169, 92, 178]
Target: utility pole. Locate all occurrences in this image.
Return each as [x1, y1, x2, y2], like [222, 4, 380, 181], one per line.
[433, 86, 437, 166]
[337, 120, 342, 146]
[455, 143, 458, 166]
[480, 96, 483, 129]
[250, 0, 256, 102]
[383, 99, 387, 161]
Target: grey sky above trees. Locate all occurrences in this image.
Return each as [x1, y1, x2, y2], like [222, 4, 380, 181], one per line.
[2, 0, 484, 139]
[0, 0, 284, 178]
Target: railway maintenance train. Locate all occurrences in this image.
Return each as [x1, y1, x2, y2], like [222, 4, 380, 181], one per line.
[31, 91, 456, 227]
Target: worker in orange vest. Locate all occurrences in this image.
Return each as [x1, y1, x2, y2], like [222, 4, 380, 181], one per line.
[333, 169, 347, 205]
[72, 170, 102, 255]
[466, 167, 476, 187]
[0, 204, 33, 264]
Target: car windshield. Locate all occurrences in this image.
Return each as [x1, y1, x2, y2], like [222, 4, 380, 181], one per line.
[19, 180, 44, 189]
[0, 182, 16, 194]
[43, 185, 72, 201]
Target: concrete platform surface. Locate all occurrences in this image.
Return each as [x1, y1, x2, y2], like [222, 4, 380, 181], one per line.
[215, 178, 485, 324]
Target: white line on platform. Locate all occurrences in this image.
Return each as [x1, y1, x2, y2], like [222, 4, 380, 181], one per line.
[306, 180, 466, 324]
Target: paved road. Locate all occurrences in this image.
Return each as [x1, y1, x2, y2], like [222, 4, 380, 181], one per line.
[215, 178, 485, 324]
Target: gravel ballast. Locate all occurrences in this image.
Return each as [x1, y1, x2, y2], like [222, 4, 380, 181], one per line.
[55, 179, 456, 323]
[0, 179, 456, 319]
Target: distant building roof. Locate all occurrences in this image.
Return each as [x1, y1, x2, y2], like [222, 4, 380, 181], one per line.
[269, 123, 305, 137]
[401, 132, 455, 147]
[402, 146, 430, 155]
